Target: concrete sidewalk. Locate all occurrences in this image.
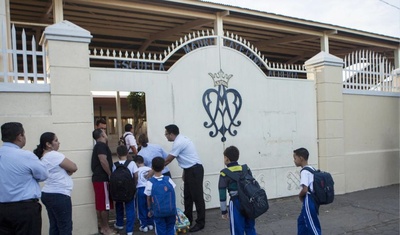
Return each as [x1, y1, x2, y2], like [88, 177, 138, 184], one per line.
[109, 184, 399, 235]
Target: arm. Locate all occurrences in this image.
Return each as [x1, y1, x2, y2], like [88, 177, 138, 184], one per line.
[145, 169, 154, 180]
[164, 154, 175, 166]
[98, 154, 111, 177]
[147, 196, 153, 217]
[31, 156, 49, 182]
[130, 146, 138, 155]
[134, 171, 139, 186]
[298, 185, 308, 202]
[218, 173, 229, 219]
[59, 157, 78, 175]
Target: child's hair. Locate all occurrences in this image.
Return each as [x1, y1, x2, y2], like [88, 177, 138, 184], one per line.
[116, 145, 128, 157]
[223, 145, 239, 162]
[293, 147, 309, 160]
[151, 157, 165, 172]
[135, 155, 144, 164]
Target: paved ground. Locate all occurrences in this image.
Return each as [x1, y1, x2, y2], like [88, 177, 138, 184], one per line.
[105, 184, 399, 235]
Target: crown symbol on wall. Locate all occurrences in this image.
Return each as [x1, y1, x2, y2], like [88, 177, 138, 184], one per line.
[208, 69, 233, 87]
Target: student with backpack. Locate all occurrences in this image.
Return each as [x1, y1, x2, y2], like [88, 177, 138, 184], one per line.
[110, 145, 138, 235]
[120, 124, 138, 156]
[293, 147, 321, 235]
[134, 155, 154, 232]
[145, 157, 176, 235]
[218, 146, 257, 235]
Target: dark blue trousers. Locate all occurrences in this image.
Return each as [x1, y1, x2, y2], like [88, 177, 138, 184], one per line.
[297, 194, 321, 235]
[41, 192, 72, 235]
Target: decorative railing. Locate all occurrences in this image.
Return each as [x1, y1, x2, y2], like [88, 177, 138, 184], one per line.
[89, 30, 307, 79]
[0, 21, 48, 92]
[222, 31, 306, 78]
[90, 30, 217, 71]
[343, 50, 398, 92]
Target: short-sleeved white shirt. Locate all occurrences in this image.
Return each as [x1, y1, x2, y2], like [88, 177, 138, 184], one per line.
[124, 132, 138, 153]
[144, 175, 176, 196]
[112, 159, 138, 176]
[169, 134, 201, 169]
[41, 151, 73, 196]
[300, 166, 315, 193]
[137, 165, 151, 188]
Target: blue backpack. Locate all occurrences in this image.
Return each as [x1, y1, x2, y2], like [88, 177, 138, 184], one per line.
[301, 166, 335, 205]
[150, 176, 176, 217]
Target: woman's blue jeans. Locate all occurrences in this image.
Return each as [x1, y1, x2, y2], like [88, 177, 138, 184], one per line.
[41, 192, 72, 235]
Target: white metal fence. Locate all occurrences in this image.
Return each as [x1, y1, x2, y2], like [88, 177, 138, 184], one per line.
[343, 50, 398, 93]
[1, 21, 398, 95]
[0, 20, 48, 92]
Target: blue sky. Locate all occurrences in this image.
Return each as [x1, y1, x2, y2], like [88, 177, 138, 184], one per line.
[205, 0, 400, 38]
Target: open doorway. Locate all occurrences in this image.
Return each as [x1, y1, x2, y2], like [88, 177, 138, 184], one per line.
[93, 91, 147, 153]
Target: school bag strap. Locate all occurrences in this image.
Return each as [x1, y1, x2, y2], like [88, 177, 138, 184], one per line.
[222, 164, 247, 180]
[114, 159, 131, 169]
[300, 166, 315, 190]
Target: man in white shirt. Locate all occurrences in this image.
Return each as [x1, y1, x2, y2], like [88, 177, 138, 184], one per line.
[123, 124, 138, 156]
[164, 124, 205, 232]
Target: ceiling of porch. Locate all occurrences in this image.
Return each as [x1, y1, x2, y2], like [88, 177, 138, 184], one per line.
[8, 0, 400, 68]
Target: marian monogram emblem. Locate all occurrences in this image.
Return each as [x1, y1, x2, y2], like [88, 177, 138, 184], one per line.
[202, 69, 242, 142]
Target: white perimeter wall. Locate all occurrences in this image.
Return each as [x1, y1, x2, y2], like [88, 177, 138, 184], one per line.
[343, 94, 399, 192]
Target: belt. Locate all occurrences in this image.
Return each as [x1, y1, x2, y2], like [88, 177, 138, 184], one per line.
[184, 163, 201, 170]
[0, 198, 39, 204]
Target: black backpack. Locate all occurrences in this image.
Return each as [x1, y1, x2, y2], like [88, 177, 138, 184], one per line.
[109, 160, 136, 202]
[118, 133, 131, 146]
[222, 164, 269, 219]
[301, 167, 334, 205]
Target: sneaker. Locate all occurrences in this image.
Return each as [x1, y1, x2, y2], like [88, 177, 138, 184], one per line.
[147, 225, 154, 231]
[113, 223, 124, 230]
[139, 226, 148, 232]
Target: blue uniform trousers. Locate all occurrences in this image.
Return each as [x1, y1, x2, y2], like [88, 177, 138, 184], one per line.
[115, 198, 135, 234]
[154, 215, 176, 235]
[136, 187, 154, 228]
[228, 197, 256, 235]
[297, 194, 321, 235]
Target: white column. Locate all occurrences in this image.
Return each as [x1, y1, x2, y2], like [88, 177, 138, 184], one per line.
[0, 0, 10, 82]
[40, 20, 96, 234]
[53, 0, 64, 23]
[394, 46, 400, 69]
[305, 51, 346, 194]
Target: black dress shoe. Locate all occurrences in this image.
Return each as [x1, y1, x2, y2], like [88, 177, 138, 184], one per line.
[189, 224, 204, 232]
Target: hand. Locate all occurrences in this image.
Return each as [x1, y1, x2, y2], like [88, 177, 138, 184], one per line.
[148, 210, 153, 218]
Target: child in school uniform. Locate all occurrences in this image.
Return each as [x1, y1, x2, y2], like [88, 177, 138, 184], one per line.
[144, 157, 176, 235]
[112, 146, 138, 235]
[134, 155, 154, 232]
[293, 147, 321, 235]
[218, 145, 256, 235]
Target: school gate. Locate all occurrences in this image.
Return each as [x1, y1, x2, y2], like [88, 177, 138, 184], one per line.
[88, 27, 318, 204]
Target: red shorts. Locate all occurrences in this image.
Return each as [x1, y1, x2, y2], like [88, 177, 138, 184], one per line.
[93, 182, 113, 211]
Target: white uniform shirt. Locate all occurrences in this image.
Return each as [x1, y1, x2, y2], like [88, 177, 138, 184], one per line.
[137, 165, 151, 188]
[169, 134, 201, 169]
[123, 132, 138, 154]
[300, 165, 315, 193]
[41, 151, 73, 196]
[112, 159, 138, 176]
